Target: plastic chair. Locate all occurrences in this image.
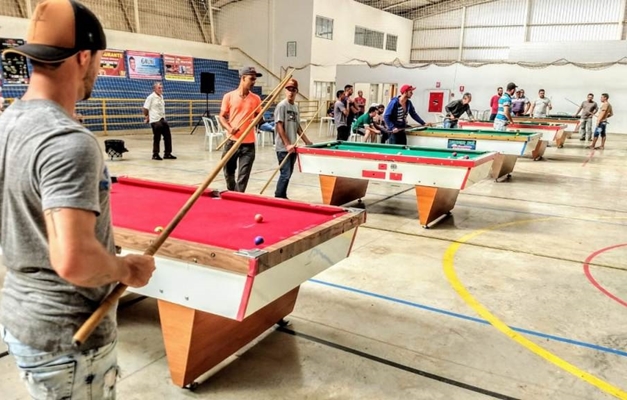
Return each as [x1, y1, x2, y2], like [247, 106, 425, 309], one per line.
[203, 117, 225, 151]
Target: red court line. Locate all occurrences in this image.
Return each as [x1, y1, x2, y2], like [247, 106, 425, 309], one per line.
[583, 243, 627, 308]
[582, 149, 595, 166]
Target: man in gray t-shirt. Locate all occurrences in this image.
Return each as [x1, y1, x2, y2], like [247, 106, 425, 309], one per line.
[334, 90, 350, 141]
[529, 89, 552, 118]
[0, 1, 154, 398]
[575, 93, 599, 141]
[274, 78, 313, 199]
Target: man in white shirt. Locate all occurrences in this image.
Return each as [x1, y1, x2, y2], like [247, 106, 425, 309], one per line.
[0, 86, 5, 116]
[529, 89, 552, 118]
[142, 82, 176, 160]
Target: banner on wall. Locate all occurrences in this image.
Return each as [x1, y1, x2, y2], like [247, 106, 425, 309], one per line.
[163, 54, 194, 82]
[98, 50, 126, 77]
[126, 50, 162, 80]
[0, 38, 30, 84]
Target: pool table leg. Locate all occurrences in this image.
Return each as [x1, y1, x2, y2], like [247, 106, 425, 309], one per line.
[555, 131, 567, 148]
[490, 154, 517, 181]
[532, 140, 548, 160]
[415, 186, 459, 228]
[319, 175, 369, 206]
[157, 287, 300, 388]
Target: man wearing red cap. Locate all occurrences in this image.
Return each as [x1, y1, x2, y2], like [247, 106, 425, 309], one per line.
[383, 84, 431, 145]
[0, 0, 155, 398]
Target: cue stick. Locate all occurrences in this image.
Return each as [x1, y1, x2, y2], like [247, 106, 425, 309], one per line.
[214, 75, 289, 152]
[72, 70, 296, 348]
[258, 101, 325, 195]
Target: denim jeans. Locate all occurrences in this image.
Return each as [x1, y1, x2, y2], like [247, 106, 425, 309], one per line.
[275, 151, 297, 198]
[223, 140, 256, 192]
[388, 130, 407, 145]
[443, 118, 458, 129]
[1, 327, 119, 399]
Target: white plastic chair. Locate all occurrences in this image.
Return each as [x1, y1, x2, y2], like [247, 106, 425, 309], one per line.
[203, 117, 225, 151]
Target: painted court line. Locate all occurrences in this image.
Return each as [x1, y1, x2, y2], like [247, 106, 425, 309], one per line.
[583, 244, 627, 309]
[443, 217, 627, 399]
[308, 279, 627, 359]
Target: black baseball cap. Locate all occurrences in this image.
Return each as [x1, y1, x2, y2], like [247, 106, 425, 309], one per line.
[3, 0, 106, 63]
[507, 82, 517, 91]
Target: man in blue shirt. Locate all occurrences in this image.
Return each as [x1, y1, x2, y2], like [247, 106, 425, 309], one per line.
[494, 82, 517, 131]
[383, 85, 431, 145]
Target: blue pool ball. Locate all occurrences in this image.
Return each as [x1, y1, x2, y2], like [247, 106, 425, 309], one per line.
[255, 236, 264, 245]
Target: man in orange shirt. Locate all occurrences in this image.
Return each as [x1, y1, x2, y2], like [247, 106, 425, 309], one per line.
[219, 66, 262, 192]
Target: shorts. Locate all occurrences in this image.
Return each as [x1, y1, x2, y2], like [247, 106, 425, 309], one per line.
[594, 122, 607, 138]
[493, 119, 508, 132]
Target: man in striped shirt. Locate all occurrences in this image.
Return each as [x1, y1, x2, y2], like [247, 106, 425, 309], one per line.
[493, 82, 516, 131]
[383, 85, 431, 145]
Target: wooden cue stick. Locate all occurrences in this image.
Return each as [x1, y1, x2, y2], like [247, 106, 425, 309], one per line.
[72, 70, 295, 348]
[258, 102, 325, 196]
[214, 75, 288, 152]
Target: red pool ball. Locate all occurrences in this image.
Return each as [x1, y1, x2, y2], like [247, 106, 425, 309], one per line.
[255, 214, 263, 223]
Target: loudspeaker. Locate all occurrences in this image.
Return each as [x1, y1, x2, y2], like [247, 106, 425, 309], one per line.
[200, 72, 215, 94]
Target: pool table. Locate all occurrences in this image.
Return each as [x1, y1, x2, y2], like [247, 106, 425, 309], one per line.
[296, 141, 496, 228]
[514, 115, 581, 136]
[110, 177, 366, 388]
[458, 120, 568, 152]
[405, 127, 541, 181]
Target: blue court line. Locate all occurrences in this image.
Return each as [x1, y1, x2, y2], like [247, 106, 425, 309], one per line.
[308, 279, 627, 358]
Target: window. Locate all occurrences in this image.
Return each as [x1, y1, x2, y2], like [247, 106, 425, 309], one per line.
[386, 34, 398, 51]
[316, 16, 333, 40]
[354, 26, 384, 49]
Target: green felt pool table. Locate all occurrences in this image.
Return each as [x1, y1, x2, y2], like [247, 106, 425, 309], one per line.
[296, 141, 497, 227]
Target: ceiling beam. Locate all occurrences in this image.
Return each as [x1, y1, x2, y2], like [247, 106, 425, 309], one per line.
[401, 0, 499, 19]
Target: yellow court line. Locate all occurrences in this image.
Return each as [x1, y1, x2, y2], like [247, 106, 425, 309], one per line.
[443, 217, 627, 399]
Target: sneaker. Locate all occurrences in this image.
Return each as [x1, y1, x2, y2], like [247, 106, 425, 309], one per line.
[152, 154, 162, 160]
[164, 154, 177, 159]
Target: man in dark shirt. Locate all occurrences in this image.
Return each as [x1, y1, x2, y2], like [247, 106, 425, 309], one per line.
[443, 93, 474, 129]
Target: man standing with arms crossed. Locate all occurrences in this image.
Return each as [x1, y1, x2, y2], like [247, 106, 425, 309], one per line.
[219, 66, 262, 192]
[273, 78, 312, 199]
[334, 89, 350, 141]
[494, 82, 516, 131]
[489, 87, 503, 121]
[0, 1, 155, 398]
[590, 93, 613, 150]
[143, 82, 176, 160]
[575, 93, 598, 141]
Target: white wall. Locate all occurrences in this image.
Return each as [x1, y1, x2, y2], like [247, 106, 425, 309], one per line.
[0, 16, 229, 61]
[336, 63, 627, 133]
[412, 0, 627, 62]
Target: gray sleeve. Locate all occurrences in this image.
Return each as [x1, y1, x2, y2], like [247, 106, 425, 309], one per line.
[36, 132, 103, 215]
[274, 102, 286, 123]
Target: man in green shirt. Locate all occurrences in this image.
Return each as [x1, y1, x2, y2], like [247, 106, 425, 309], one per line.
[351, 106, 381, 142]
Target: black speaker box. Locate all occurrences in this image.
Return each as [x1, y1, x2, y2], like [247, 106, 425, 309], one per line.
[200, 72, 215, 94]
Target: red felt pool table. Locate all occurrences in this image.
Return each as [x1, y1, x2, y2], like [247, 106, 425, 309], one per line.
[111, 177, 366, 388]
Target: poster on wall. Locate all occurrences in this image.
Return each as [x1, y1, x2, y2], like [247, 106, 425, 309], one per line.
[98, 50, 126, 77]
[428, 91, 444, 113]
[163, 54, 194, 81]
[0, 38, 30, 84]
[126, 50, 162, 80]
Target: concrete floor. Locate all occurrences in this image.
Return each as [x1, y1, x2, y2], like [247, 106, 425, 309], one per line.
[1, 126, 626, 399]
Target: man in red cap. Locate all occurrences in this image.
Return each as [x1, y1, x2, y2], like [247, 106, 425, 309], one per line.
[383, 84, 431, 145]
[0, 0, 155, 398]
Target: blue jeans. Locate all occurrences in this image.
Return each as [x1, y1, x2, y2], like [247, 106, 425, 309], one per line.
[1, 327, 119, 399]
[275, 151, 297, 198]
[443, 118, 458, 129]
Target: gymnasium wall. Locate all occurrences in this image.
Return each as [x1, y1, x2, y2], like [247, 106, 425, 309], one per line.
[412, 0, 627, 62]
[336, 63, 627, 134]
